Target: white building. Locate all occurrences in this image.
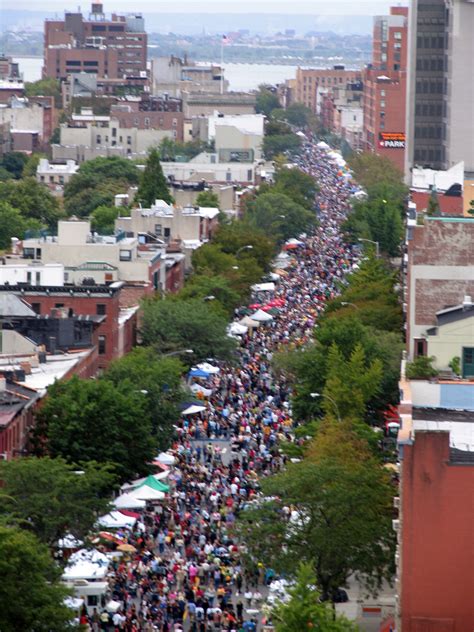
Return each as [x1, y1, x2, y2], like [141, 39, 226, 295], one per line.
[0, 259, 64, 286]
[20, 219, 162, 287]
[36, 158, 79, 187]
[161, 157, 258, 184]
[411, 161, 464, 193]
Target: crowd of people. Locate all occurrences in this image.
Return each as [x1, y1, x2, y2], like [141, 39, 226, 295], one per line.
[81, 138, 360, 632]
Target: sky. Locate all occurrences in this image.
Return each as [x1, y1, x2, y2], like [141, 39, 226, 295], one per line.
[6, 0, 406, 15]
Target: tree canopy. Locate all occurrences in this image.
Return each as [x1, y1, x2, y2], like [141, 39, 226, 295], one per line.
[0, 177, 62, 229]
[271, 563, 359, 632]
[90, 204, 120, 234]
[0, 456, 115, 547]
[33, 376, 156, 482]
[195, 189, 220, 209]
[0, 201, 41, 249]
[248, 192, 316, 242]
[0, 525, 74, 632]
[25, 77, 62, 107]
[104, 349, 185, 451]
[273, 167, 318, 208]
[255, 85, 281, 117]
[0, 151, 28, 179]
[141, 297, 236, 361]
[136, 147, 172, 206]
[239, 421, 395, 602]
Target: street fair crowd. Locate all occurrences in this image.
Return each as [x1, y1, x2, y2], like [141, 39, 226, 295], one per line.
[71, 138, 362, 632]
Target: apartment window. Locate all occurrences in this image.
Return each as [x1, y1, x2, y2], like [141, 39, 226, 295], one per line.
[127, 136, 132, 145]
[96, 304, 107, 316]
[119, 249, 132, 261]
[98, 335, 107, 355]
[380, 100, 385, 108]
[144, 117, 150, 127]
[155, 224, 162, 236]
[96, 135, 101, 144]
[112, 127, 117, 138]
[26, 271, 32, 284]
[164, 228, 170, 239]
[35, 272, 41, 285]
[31, 303, 41, 314]
[394, 31, 402, 40]
[380, 90, 385, 97]
[23, 248, 35, 259]
[172, 118, 177, 126]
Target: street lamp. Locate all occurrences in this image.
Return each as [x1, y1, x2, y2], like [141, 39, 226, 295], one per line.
[310, 392, 342, 423]
[236, 244, 253, 256]
[358, 237, 380, 258]
[340, 302, 359, 310]
[162, 349, 194, 357]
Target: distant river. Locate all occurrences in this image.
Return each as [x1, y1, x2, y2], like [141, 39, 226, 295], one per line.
[13, 55, 299, 91]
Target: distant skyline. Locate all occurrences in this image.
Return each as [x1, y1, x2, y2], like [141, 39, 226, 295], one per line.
[4, 1, 407, 15]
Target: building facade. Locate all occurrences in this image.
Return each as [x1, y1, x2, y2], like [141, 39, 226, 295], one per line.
[405, 0, 474, 177]
[294, 67, 362, 113]
[363, 7, 408, 172]
[43, 3, 147, 82]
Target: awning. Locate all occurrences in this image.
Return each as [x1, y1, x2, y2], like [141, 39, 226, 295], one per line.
[189, 368, 210, 379]
[156, 452, 176, 465]
[238, 316, 261, 329]
[227, 322, 248, 335]
[128, 485, 165, 501]
[97, 511, 137, 530]
[190, 383, 213, 397]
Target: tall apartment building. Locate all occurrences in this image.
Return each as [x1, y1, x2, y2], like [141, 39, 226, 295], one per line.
[405, 0, 474, 177]
[294, 66, 362, 113]
[363, 7, 408, 172]
[43, 3, 147, 81]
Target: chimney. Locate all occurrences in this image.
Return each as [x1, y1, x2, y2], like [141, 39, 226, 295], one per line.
[462, 295, 473, 310]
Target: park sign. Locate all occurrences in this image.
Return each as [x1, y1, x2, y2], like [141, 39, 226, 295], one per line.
[379, 132, 405, 149]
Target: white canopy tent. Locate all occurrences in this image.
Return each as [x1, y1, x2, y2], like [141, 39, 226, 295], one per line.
[128, 485, 166, 501]
[196, 362, 220, 374]
[190, 383, 213, 397]
[238, 315, 261, 329]
[97, 511, 137, 530]
[181, 404, 206, 416]
[156, 451, 176, 465]
[227, 322, 248, 336]
[317, 141, 330, 149]
[251, 282, 275, 293]
[251, 309, 274, 322]
[113, 493, 146, 510]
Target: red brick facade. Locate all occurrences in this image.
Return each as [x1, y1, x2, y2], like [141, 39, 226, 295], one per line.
[400, 431, 474, 630]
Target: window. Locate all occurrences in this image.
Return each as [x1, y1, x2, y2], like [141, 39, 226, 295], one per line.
[380, 90, 385, 97]
[394, 31, 402, 40]
[380, 100, 385, 108]
[414, 338, 427, 357]
[96, 135, 101, 144]
[26, 271, 32, 284]
[98, 335, 107, 355]
[31, 303, 41, 314]
[144, 117, 150, 127]
[35, 271, 41, 285]
[96, 304, 106, 316]
[119, 249, 132, 261]
[155, 224, 162, 236]
[127, 136, 132, 145]
[55, 303, 64, 308]
[23, 248, 35, 259]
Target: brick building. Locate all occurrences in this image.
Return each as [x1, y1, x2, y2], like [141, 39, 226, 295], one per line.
[396, 373, 474, 630]
[110, 106, 184, 142]
[294, 66, 362, 113]
[43, 3, 147, 82]
[0, 282, 137, 371]
[404, 217, 474, 360]
[363, 7, 408, 172]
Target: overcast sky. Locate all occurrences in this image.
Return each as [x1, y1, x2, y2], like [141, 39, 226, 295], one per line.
[7, 0, 406, 15]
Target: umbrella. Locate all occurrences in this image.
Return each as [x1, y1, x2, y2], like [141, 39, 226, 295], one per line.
[249, 303, 262, 309]
[251, 309, 274, 322]
[117, 543, 136, 553]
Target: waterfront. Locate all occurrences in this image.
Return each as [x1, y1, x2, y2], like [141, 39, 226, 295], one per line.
[13, 55, 301, 91]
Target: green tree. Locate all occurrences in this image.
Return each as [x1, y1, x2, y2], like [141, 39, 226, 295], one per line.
[141, 297, 236, 361]
[0, 201, 40, 249]
[136, 147, 173, 206]
[178, 274, 241, 315]
[104, 349, 185, 451]
[347, 152, 405, 195]
[0, 178, 62, 228]
[278, 102, 312, 128]
[263, 133, 301, 159]
[33, 377, 155, 482]
[90, 205, 119, 234]
[255, 85, 281, 117]
[248, 192, 316, 242]
[323, 343, 383, 421]
[22, 152, 46, 177]
[213, 220, 276, 272]
[0, 457, 115, 547]
[0, 525, 74, 632]
[195, 189, 220, 209]
[25, 77, 62, 107]
[0, 151, 28, 179]
[239, 422, 395, 603]
[406, 355, 438, 379]
[273, 167, 318, 208]
[77, 156, 140, 183]
[272, 563, 359, 632]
